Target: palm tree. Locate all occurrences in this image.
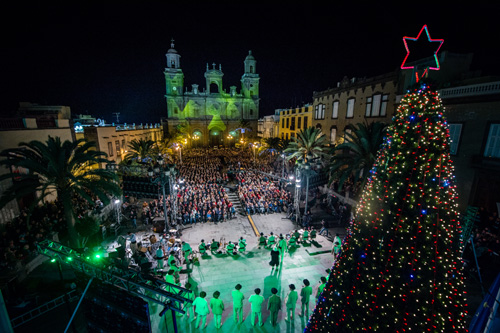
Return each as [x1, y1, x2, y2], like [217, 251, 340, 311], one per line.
[284, 127, 329, 216]
[328, 121, 387, 196]
[124, 138, 156, 164]
[0, 136, 122, 248]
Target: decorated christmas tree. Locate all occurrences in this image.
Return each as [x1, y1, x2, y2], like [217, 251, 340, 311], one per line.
[305, 85, 468, 332]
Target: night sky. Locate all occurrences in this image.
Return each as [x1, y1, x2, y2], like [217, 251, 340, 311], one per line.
[2, 3, 500, 123]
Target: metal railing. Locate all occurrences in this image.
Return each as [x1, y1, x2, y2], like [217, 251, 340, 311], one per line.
[10, 290, 79, 328]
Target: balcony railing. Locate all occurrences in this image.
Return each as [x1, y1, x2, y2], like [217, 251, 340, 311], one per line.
[438, 81, 500, 99]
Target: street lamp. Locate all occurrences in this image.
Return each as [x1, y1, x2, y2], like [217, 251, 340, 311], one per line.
[294, 169, 302, 225]
[148, 156, 177, 231]
[175, 145, 182, 164]
[114, 199, 121, 226]
[281, 153, 286, 179]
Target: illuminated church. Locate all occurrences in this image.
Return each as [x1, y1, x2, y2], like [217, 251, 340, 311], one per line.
[164, 40, 260, 147]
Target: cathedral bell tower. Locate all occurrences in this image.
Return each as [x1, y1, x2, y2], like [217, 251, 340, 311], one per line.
[241, 50, 260, 120]
[164, 39, 184, 97]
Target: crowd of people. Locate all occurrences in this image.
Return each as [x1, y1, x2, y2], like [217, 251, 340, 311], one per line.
[236, 170, 292, 215]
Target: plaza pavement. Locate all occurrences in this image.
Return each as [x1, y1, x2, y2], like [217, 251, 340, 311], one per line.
[106, 208, 345, 333]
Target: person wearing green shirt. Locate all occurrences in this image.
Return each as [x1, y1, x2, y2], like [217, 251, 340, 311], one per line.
[285, 284, 298, 322]
[182, 241, 192, 265]
[267, 287, 281, 327]
[198, 239, 207, 256]
[193, 291, 209, 328]
[265, 232, 276, 249]
[183, 282, 195, 319]
[232, 284, 245, 324]
[278, 235, 287, 262]
[248, 288, 264, 326]
[210, 291, 224, 329]
[299, 279, 313, 316]
[316, 276, 327, 301]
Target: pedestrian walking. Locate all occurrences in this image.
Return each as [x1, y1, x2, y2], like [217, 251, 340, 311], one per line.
[193, 291, 210, 328]
[318, 219, 329, 237]
[267, 287, 281, 327]
[210, 291, 224, 329]
[299, 279, 313, 316]
[248, 288, 264, 326]
[285, 284, 298, 323]
[232, 284, 245, 324]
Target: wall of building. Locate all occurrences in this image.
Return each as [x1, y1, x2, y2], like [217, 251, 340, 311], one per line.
[441, 85, 500, 212]
[277, 105, 313, 141]
[83, 125, 162, 166]
[312, 73, 398, 146]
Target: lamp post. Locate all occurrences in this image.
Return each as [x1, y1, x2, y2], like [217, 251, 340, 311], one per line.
[281, 153, 286, 180]
[148, 156, 175, 231]
[114, 199, 121, 226]
[294, 168, 302, 225]
[175, 144, 182, 164]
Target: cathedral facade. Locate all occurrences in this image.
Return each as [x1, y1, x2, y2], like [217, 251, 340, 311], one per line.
[164, 41, 260, 147]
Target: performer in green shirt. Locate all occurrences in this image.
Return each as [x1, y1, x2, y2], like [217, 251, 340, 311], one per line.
[210, 291, 224, 329]
[193, 291, 209, 328]
[285, 284, 298, 322]
[316, 276, 327, 301]
[267, 287, 281, 327]
[248, 288, 265, 326]
[232, 284, 245, 324]
[299, 279, 313, 316]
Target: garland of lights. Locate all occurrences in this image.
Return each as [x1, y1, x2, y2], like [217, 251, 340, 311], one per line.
[305, 85, 468, 332]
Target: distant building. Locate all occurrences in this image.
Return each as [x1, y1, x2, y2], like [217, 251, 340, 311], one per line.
[258, 111, 280, 139]
[82, 123, 162, 168]
[164, 40, 260, 147]
[0, 103, 74, 223]
[277, 104, 313, 141]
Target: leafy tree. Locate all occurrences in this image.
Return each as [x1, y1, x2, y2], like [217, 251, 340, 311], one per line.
[328, 121, 387, 195]
[0, 136, 122, 248]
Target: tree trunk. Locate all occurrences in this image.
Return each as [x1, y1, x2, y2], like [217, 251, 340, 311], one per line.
[60, 191, 80, 249]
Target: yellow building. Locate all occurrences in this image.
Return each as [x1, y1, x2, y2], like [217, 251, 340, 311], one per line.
[277, 104, 313, 140]
[311, 73, 398, 146]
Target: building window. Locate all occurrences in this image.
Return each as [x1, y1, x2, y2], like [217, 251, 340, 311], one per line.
[332, 101, 339, 119]
[286, 133, 289, 140]
[315, 104, 325, 120]
[365, 94, 388, 117]
[286, 118, 289, 128]
[330, 127, 337, 145]
[304, 117, 308, 129]
[115, 140, 121, 156]
[346, 99, 355, 118]
[484, 123, 500, 158]
[281, 119, 285, 128]
[448, 123, 462, 156]
[122, 139, 126, 150]
[297, 117, 302, 129]
[108, 142, 113, 157]
[290, 117, 296, 130]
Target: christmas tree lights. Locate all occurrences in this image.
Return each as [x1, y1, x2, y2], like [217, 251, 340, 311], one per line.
[305, 85, 468, 332]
